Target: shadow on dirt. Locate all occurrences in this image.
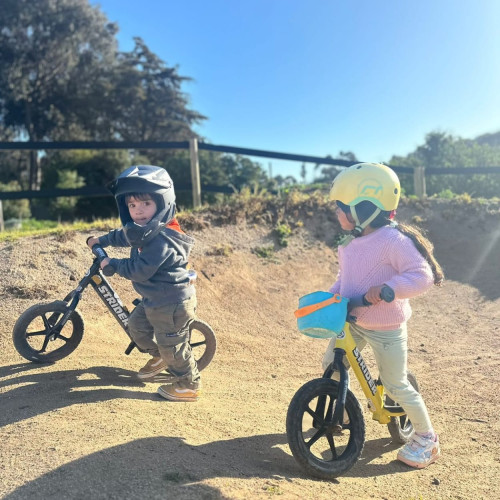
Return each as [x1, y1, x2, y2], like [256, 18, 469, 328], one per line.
[345, 437, 414, 478]
[2, 433, 238, 498]
[0, 364, 155, 428]
[3, 433, 414, 500]
[2, 363, 417, 499]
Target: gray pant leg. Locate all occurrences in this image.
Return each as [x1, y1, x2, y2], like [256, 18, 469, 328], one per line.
[145, 296, 200, 386]
[321, 326, 367, 377]
[127, 302, 160, 357]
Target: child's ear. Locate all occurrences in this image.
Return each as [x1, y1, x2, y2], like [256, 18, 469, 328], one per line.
[346, 213, 355, 223]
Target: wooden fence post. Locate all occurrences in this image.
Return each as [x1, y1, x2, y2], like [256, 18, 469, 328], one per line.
[414, 166, 426, 198]
[189, 138, 202, 209]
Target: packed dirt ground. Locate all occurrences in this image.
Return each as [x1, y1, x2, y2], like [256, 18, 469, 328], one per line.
[0, 197, 499, 499]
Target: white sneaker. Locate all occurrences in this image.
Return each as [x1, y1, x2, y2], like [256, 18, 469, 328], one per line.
[397, 432, 440, 468]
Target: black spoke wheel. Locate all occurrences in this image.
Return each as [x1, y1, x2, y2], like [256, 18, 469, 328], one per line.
[286, 378, 365, 479]
[13, 301, 84, 363]
[189, 319, 216, 372]
[386, 371, 420, 443]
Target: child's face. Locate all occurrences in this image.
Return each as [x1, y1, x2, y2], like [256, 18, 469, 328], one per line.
[127, 196, 157, 226]
[335, 205, 355, 231]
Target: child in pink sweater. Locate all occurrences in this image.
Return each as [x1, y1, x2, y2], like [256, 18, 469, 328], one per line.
[324, 162, 444, 469]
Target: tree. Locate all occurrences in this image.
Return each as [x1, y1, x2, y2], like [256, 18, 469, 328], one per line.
[113, 38, 205, 141]
[0, 181, 31, 220]
[0, 125, 30, 187]
[81, 37, 206, 166]
[0, 0, 207, 215]
[162, 151, 267, 208]
[300, 163, 307, 183]
[313, 151, 358, 183]
[0, 0, 118, 191]
[38, 149, 133, 219]
[274, 175, 297, 188]
[390, 132, 500, 198]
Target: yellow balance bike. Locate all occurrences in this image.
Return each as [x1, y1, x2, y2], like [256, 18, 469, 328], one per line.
[286, 286, 419, 479]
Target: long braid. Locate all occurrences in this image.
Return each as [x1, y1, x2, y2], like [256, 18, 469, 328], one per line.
[354, 201, 445, 286]
[395, 223, 444, 286]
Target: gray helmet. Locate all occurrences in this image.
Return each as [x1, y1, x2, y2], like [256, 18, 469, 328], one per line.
[107, 165, 176, 247]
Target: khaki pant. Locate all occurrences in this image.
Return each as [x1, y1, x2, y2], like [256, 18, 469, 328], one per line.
[128, 295, 200, 387]
[322, 322, 433, 433]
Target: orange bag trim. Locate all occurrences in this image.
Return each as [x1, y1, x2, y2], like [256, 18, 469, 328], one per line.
[294, 294, 343, 318]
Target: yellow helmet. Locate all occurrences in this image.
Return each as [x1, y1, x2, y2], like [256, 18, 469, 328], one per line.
[329, 162, 401, 211]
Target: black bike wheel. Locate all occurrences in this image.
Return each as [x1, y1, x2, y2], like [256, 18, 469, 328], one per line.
[13, 300, 84, 363]
[189, 319, 216, 372]
[286, 378, 365, 479]
[386, 371, 420, 443]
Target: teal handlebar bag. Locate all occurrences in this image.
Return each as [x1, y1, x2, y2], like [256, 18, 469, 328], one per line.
[294, 291, 349, 339]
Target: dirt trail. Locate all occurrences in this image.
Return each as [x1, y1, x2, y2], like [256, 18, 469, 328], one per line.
[0, 202, 499, 499]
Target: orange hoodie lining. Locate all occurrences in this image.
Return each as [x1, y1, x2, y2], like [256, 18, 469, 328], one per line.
[166, 218, 184, 234]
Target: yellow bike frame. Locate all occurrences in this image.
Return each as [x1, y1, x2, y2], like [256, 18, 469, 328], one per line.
[333, 322, 406, 425]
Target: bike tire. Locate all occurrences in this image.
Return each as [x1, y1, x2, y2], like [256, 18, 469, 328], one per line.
[386, 371, 420, 443]
[13, 301, 84, 363]
[286, 378, 365, 479]
[189, 319, 217, 372]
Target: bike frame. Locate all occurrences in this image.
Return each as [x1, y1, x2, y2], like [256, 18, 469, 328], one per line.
[61, 257, 139, 354]
[323, 320, 406, 427]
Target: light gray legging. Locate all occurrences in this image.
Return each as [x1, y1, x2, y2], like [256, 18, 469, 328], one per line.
[128, 296, 200, 385]
[322, 322, 433, 434]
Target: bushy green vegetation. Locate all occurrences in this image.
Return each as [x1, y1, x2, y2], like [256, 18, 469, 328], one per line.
[1, 191, 499, 246]
[253, 245, 275, 258]
[274, 222, 292, 247]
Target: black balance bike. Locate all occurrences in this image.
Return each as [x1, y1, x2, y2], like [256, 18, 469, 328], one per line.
[13, 244, 217, 371]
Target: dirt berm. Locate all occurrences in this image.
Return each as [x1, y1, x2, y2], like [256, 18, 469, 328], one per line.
[0, 197, 499, 499]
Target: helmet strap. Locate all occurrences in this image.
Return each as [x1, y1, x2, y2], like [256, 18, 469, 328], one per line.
[339, 206, 381, 247]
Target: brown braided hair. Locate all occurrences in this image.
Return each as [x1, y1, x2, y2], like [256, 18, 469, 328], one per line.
[352, 201, 444, 286]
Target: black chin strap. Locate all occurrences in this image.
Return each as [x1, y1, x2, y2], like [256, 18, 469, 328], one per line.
[339, 206, 381, 247]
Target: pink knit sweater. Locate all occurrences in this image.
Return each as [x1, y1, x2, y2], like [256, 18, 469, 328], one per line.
[329, 225, 434, 330]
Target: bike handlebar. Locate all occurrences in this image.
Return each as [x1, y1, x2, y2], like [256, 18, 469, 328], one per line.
[348, 285, 395, 310]
[90, 244, 116, 276]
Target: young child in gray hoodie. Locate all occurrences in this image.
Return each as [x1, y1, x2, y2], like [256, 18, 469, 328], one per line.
[87, 165, 200, 402]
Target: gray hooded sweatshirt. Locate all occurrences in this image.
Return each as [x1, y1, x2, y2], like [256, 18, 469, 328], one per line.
[99, 226, 195, 307]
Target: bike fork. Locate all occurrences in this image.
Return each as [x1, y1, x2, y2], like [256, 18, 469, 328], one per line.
[317, 348, 349, 432]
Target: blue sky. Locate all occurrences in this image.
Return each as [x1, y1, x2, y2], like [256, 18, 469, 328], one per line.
[92, 0, 500, 180]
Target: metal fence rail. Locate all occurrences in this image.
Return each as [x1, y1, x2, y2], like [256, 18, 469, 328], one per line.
[1, 140, 499, 205]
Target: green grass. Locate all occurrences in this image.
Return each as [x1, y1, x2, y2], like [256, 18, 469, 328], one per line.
[274, 222, 292, 247]
[253, 245, 275, 259]
[0, 218, 120, 242]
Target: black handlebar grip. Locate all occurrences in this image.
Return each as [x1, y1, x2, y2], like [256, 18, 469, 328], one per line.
[91, 244, 116, 276]
[348, 286, 396, 322]
[91, 244, 108, 261]
[102, 265, 116, 276]
[351, 285, 395, 308]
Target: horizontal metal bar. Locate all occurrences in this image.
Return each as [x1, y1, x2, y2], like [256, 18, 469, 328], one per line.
[0, 184, 234, 200]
